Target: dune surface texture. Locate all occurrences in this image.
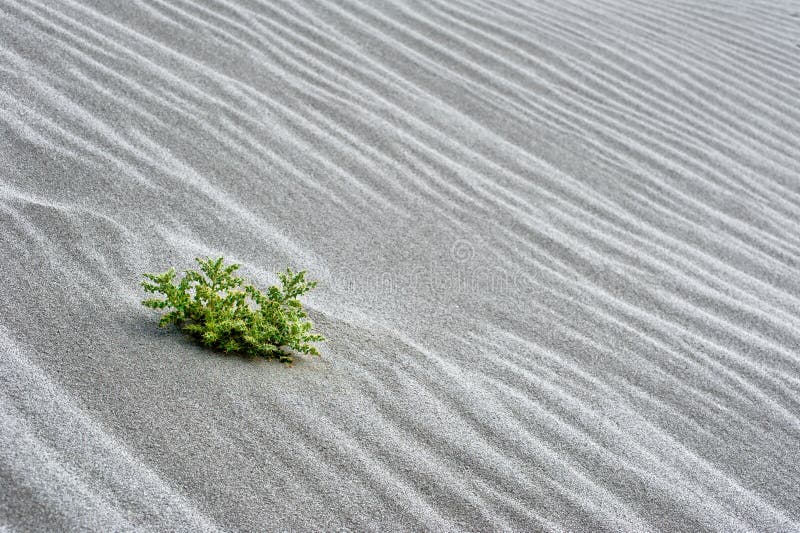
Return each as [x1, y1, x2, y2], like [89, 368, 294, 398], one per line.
[2, 0, 800, 530]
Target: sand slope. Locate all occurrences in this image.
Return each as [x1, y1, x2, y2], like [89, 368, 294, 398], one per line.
[2, 0, 800, 530]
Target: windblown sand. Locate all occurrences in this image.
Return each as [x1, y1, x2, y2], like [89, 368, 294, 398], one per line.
[2, 1, 800, 530]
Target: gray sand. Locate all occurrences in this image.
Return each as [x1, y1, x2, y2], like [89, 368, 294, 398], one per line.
[2, 0, 800, 530]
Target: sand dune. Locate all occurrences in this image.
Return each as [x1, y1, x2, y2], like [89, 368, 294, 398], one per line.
[2, 0, 799, 530]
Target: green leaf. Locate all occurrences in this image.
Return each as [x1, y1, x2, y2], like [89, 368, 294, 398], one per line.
[141, 257, 324, 364]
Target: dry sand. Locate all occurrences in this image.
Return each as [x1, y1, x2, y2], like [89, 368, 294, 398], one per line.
[2, 0, 800, 530]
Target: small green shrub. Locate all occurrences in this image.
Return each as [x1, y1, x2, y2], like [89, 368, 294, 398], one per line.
[141, 257, 324, 363]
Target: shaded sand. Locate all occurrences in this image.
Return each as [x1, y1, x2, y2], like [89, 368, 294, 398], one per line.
[2, 0, 800, 530]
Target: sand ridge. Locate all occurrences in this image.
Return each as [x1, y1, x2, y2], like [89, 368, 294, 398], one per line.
[1, 0, 799, 530]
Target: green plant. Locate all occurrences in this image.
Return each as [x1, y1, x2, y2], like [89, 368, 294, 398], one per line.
[141, 257, 324, 364]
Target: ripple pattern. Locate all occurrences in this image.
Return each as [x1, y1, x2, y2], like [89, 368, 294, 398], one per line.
[1, 0, 799, 530]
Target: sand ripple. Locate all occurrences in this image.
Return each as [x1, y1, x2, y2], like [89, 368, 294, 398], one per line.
[1, 0, 799, 529]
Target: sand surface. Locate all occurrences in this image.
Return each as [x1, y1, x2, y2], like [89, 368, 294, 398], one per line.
[2, 0, 800, 530]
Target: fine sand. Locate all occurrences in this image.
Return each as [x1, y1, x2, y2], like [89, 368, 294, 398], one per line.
[2, 0, 800, 530]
